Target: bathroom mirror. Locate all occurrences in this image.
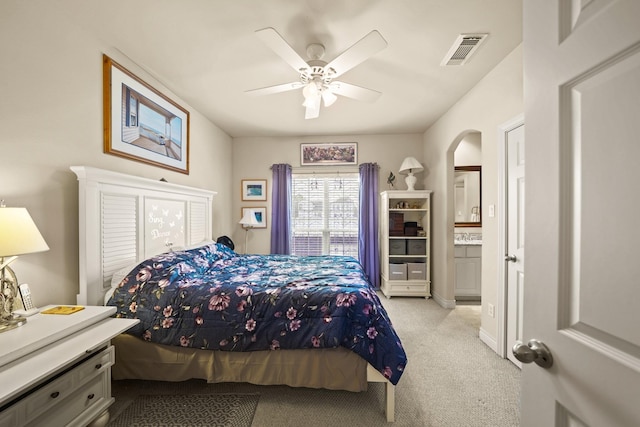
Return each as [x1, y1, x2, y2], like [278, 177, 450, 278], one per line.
[454, 166, 481, 227]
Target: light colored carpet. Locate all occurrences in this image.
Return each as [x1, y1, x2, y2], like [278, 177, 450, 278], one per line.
[454, 303, 482, 329]
[109, 295, 520, 426]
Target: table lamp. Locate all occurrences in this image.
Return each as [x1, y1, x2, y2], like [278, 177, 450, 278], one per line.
[399, 157, 424, 191]
[239, 210, 260, 254]
[0, 202, 49, 332]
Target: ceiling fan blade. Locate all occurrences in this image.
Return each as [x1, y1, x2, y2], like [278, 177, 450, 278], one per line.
[330, 81, 382, 103]
[245, 82, 304, 96]
[304, 96, 321, 119]
[255, 27, 309, 73]
[326, 30, 387, 78]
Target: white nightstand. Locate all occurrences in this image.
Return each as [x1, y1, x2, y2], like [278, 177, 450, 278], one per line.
[0, 306, 139, 427]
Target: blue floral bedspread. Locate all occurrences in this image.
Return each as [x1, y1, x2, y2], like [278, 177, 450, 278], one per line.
[106, 243, 407, 385]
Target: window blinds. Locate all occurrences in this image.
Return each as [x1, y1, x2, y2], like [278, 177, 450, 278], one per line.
[291, 173, 359, 257]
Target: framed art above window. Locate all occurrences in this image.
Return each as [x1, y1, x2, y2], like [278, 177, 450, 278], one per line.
[241, 179, 267, 201]
[300, 142, 357, 166]
[103, 54, 190, 174]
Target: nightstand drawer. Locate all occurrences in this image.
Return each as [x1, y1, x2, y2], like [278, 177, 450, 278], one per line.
[23, 346, 113, 424]
[29, 372, 109, 427]
[24, 375, 74, 418]
[73, 346, 113, 381]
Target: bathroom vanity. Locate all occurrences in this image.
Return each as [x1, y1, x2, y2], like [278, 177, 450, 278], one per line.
[454, 239, 482, 300]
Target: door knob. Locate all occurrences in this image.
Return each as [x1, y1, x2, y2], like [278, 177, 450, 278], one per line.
[505, 254, 517, 262]
[512, 339, 553, 368]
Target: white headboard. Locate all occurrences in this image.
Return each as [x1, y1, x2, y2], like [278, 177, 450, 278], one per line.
[71, 166, 216, 306]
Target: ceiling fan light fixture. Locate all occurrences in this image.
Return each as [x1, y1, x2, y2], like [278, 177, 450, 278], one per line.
[321, 89, 337, 107]
[302, 82, 319, 99]
[302, 95, 319, 107]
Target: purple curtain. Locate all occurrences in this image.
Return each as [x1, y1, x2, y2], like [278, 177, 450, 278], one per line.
[270, 164, 292, 254]
[359, 163, 380, 288]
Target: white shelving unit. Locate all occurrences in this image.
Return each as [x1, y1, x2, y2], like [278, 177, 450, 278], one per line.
[380, 190, 432, 298]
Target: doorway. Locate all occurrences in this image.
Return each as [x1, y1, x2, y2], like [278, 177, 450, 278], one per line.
[453, 132, 482, 304]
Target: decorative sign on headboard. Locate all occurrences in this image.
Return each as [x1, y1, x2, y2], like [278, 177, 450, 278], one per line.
[144, 199, 186, 257]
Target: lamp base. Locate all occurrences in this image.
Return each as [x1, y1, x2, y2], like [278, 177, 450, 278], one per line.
[0, 315, 27, 333]
[405, 173, 417, 191]
[1, 263, 22, 333]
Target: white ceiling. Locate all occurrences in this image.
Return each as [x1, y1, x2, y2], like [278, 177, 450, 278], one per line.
[61, 0, 522, 137]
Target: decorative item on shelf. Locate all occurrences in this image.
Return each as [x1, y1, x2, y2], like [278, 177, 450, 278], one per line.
[239, 209, 260, 254]
[404, 221, 418, 236]
[387, 171, 396, 189]
[0, 201, 49, 332]
[389, 212, 404, 236]
[399, 157, 424, 191]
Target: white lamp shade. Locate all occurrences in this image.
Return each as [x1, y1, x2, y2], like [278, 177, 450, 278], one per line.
[0, 208, 49, 257]
[239, 211, 260, 228]
[399, 157, 424, 175]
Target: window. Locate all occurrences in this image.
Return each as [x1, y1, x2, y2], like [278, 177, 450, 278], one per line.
[291, 173, 359, 257]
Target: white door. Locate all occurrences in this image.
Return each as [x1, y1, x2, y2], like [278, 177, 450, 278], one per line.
[521, 1, 640, 425]
[505, 122, 524, 368]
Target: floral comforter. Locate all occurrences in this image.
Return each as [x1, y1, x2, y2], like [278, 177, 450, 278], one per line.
[106, 243, 407, 385]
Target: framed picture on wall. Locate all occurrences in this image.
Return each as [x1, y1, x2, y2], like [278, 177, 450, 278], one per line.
[241, 179, 267, 201]
[241, 207, 267, 228]
[103, 54, 190, 174]
[300, 142, 357, 166]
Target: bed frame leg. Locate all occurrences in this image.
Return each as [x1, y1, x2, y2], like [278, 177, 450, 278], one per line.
[386, 381, 395, 422]
[367, 364, 396, 422]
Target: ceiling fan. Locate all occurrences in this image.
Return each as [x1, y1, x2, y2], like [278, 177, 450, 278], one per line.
[246, 27, 388, 119]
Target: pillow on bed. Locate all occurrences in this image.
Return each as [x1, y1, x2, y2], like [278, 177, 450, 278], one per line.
[104, 262, 140, 305]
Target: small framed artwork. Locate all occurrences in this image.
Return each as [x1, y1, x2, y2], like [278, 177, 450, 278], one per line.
[300, 142, 357, 166]
[241, 179, 267, 201]
[103, 54, 190, 174]
[241, 207, 267, 228]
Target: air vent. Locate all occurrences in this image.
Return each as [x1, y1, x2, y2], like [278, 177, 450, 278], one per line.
[441, 33, 488, 66]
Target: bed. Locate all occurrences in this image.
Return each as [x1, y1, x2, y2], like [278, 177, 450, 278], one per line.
[71, 166, 404, 422]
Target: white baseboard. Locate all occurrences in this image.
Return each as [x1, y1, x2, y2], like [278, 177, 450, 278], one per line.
[431, 292, 456, 309]
[479, 327, 498, 353]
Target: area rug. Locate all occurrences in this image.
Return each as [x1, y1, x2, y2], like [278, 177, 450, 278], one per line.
[108, 393, 260, 427]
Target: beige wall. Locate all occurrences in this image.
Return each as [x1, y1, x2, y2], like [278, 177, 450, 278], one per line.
[0, 1, 233, 307]
[231, 134, 424, 254]
[421, 44, 523, 348]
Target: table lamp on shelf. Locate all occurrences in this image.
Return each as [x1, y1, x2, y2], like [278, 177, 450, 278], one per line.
[399, 157, 424, 191]
[239, 210, 260, 254]
[0, 202, 49, 332]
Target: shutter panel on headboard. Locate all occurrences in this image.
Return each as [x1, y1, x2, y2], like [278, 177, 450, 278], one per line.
[190, 201, 207, 244]
[102, 193, 138, 285]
